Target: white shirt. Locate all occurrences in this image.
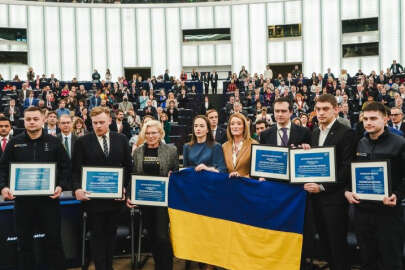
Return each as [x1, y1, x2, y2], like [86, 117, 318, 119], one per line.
[276, 121, 291, 146]
[318, 119, 336, 146]
[394, 122, 402, 130]
[97, 132, 110, 154]
[232, 140, 244, 167]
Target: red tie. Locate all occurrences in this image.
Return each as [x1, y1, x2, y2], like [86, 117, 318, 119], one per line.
[1, 138, 7, 152]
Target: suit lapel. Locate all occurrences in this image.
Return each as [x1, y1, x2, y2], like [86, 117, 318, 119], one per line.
[158, 144, 168, 176]
[92, 133, 107, 159]
[312, 128, 320, 146]
[235, 141, 250, 168]
[269, 126, 278, 145]
[288, 124, 297, 146]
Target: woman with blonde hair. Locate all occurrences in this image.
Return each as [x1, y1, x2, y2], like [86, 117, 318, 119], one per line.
[129, 119, 178, 270]
[222, 113, 258, 178]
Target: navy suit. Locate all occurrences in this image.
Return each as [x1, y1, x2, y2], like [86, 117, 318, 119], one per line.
[23, 98, 39, 109]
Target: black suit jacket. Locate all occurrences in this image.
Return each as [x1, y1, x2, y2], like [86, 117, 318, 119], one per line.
[57, 133, 78, 158]
[109, 120, 131, 139]
[72, 132, 132, 212]
[214, 127, 227, 144]
[3, 106, 21, 122]
[310, 120, 355, 205]
[259, 123, 311, 146]
[0, 135, 12, 157]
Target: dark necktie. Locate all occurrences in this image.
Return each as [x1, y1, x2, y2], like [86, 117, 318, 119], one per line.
[102, 135, 109, 157]
[281, 128, 288, 146]
[64, 137, 70, 158]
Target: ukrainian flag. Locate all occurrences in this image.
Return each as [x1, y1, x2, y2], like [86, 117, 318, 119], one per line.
[168, 169, 307, 270]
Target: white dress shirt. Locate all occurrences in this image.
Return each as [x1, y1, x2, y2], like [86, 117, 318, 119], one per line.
[318, 119, 336, 146]
[276, 121, 291, 146]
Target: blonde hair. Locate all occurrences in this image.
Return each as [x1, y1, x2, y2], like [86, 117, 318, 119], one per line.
[90, 106, 110, 117]
[226, 113, 252, 142]
[138, 120, 165, 145]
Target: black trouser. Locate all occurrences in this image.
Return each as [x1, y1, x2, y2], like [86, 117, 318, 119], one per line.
[204, 83, 209, 95]
[142, 206, 173, 270]
[14, 197, 66, 270]
[212, 83, 217, 94]
[87, 209, 120, 270]
[311, 200, 349, 270]
[354, 208, 404, 270]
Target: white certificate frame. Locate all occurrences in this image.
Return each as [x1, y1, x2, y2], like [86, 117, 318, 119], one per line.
[10, 163, 56, 196]
[82, 167, 123, 199]
[250, 145, 290, 181]
[131, 175, 168, 207]
[351, 161, 390, 201]
[290, 147, 336, 183]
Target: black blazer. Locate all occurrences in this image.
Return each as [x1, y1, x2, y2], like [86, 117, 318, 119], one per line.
[109, 120, 131, 139]
[215, 127, 227, 144]
[259, 123, 311, 146]
[57, 133, 78, 158]
[310, 120, 355, 205]
[3, 106, 21, 121]
[72, 132, 132, 212]
[0, 135, 12, 157]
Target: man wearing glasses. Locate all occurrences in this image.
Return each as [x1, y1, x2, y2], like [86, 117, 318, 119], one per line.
[389, 107, 405, 137]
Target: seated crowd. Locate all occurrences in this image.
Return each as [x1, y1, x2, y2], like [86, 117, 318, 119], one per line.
[0, 60, 404, 270]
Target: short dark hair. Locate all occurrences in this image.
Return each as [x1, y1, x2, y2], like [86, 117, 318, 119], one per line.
[316, 94, 338, 108]
[363, 101, 387, 117]
[255, 119, 267, 127]
[47, 110, 57, 117]
[0, 116, 11, 125]
[274, 97, 293, 112]
[24, 106, 43, 115]
[116, 109, 124, 114]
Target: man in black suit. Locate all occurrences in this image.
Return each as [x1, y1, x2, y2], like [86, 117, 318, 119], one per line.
[389, 107, 405, 137]
[0, 116, 12, 157]
[143, 100, 158, 119]
[3, 98, 20, 126]
[109, 109, 131, 139]
[57, 114, 77, 159]
[164, 69, 170, 82]
[390, 60, 403, 75]
[260, 97, 311, 147]
[72, 106, 132, 270]
[202, 72, 210, 95]
[304, 94, 355, 270]
[206, 109, 227, 144]
[210, 70, 218, 94]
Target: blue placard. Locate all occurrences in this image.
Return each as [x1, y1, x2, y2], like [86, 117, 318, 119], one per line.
[135, 179, 166, 202]
[294, 152, 330, 178]
[86, 171, 119, 193]
[255, 149, 288, 175]
[14, 168, 51, 191]
[355, 167, 385, 195]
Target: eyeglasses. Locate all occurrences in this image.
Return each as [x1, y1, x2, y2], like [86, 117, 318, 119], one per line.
[391, 113, 402, 116]
[145, 132, 159, 136]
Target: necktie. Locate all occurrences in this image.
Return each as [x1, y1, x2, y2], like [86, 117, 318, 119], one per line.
[281, 128, 288, 146]
[1, 138, 6, 152]
[102, 135, 109, 157]
[396, 125, 400, 130]
[64, 137, 70, 158]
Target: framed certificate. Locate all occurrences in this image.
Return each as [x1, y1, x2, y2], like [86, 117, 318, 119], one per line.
[131, 175, 168, 207]
[82, 167, 123, 199]
[10, 163, 56, 196]
[250, 145, 289, 181]
[290, 147, 336, 183]
[351, 161, 390, 201]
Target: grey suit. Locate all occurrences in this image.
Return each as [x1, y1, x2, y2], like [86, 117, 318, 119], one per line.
[132, 143, 179, 176]
[337, 117, 351, 128]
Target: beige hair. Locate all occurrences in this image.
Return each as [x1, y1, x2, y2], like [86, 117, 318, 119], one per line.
[138, 120, 165, 144]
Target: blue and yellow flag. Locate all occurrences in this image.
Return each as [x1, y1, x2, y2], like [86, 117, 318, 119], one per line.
[168, 169, 307, 270]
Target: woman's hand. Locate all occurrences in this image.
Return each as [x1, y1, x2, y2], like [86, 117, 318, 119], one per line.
[229, 171, 240, 178]
[195, 164, 219, 173]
